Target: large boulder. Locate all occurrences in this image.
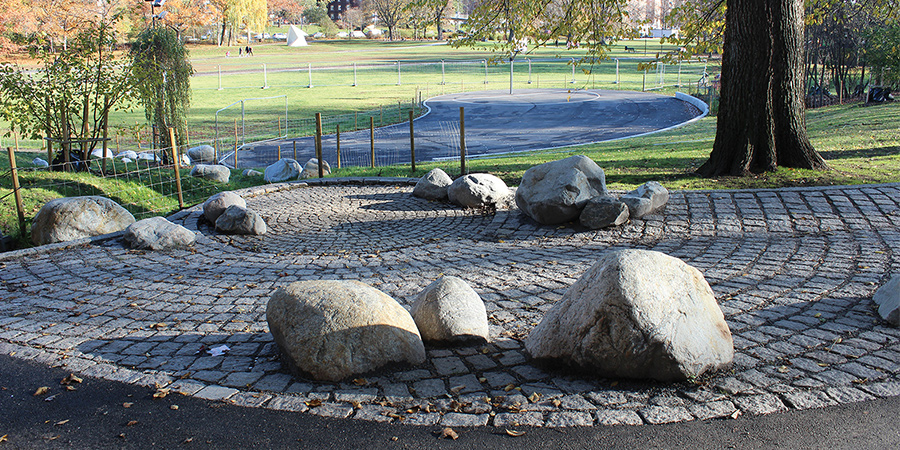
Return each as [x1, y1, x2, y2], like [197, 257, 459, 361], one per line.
[203, 191, 246, 223]
[215, 205, 267, 235]
[447, 173, 510, 209]
[525, 249, 733, 381]
[266, 280, 426, 381]
[579, 196, 629, 229]
[264, 158, 302, 183]
[515, 155, 608, 225]
[411, 276, 489, 344]
[620, 181, 669, 219]
[123, 217, 196, 250]
[191, 164, 230, 183]
[187, 145, 216, 164]
[413, 168, 453, 201]
[31, 196, 135, 246]
[299, 158, 331, 179]
[873, 276, 900, 327]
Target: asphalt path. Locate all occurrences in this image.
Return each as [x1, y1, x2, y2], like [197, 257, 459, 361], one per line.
[2, 355, 897, 449]
[228, 89, 701, 169]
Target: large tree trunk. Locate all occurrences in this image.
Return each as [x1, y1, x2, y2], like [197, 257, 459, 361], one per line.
[698, 0, 826, 177]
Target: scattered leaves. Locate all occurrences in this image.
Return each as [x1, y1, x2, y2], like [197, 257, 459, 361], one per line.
[438, 427, 458, 440]
[55, 420, 69, 426]
[123, 402, 134, 408]
[503, 384, 516, 392]
[33, 386, 50, 396]
[153, 388, 171, 399]
[352, 378, 368, 386]
[170, 405, 179, 410]
[506, 429, 526, 437]
[61, 374, 82, 385]
[729, 410, 742, 420]
[304, 399, 322, 408]
[126, 420, 138, 427]
[0, 434, 7, 443]
[527, 392, 542, 403]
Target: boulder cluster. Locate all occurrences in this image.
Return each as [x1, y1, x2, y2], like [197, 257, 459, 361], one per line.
[202, 191, 267, 235]
[413, 168, 513, 210]
[515, 155, 669, 229]
[264, 158, 331, 183]
[266, 276, 489, 381]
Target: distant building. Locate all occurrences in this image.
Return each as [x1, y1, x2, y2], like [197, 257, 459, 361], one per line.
[327, 1, 359, 22]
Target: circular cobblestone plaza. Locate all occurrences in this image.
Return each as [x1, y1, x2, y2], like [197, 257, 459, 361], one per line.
[1, 178, 899, 428]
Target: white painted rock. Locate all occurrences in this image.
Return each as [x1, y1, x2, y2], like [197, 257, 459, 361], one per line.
[447, 173, 510, 208]
[117, 150, 138, 160]
[411, 276, 489, 344]
[187, 145, 216, 164]
[526, 249, 733, 381]
[266, 280, 426, 381]
[202, 191, 246, 223]
[413, 168, 453, 201]
[873, 276, 900, 327]
[32, 157, 49, 168]
[123, 216, 196, 250]
[515, 155, 608, 224]
[264, 158, 301, 183]
[215, 205, 267, 235]
[580, 196, 629, 229]
[191, 164, 231, 183]
[300, 158, 331, 179]
[91, 147, 114, 159]
[31, 196, 135, 246]
[620, 181, 669, 219]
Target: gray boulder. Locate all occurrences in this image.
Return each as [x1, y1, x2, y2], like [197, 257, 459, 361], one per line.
[620, 181, 669, 219]
[215, 205, 267, 235]
[32, 157, 49, 168]
[580, 196, 629, 229]
[515, 155, 608, 225]
[117, 150, 138, 160]
[873, 276, 900, 327]
[526, 249, 733, 381]
[411, 276, 489, 344]
[413, 168, 453, 201]
[123, 217, 196, 250]
[191, 164, 231, 183]
[203, 191, 246, 223]
[447, 173, 510, 209]
[264, 158, 301, 183]
[266, 280, 426, 381]
[31, 196, 135, 246]
[187, 145, 216, 164]
[300, 158, 331, 179]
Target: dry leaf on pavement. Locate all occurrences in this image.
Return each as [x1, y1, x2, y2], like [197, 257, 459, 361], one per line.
[439, 427, 459, 440]
[506, 429, 526, 437]
[33, 386, 50, 396]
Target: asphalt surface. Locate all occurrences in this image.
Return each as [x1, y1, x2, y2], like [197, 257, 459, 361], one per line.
[2, 354, 898, 449]
[227, 89, 701, 169]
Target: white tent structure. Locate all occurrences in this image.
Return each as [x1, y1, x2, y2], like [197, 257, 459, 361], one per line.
[287, 25, 308, 47]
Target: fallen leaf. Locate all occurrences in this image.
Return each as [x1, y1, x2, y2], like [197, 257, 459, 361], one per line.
[439, 427, 458, 440]
[352, 378, 367, 386]
[390, 436, 399, 441]
[777, 365, 790, 373]
[55, 420, 69, 426]
[0, 434, 7, 442]
[44, 394, 58, 402]
[126, 420, 138, 427]
[183, 437, 193, 443]
[64, 385, 77, 391]
[506, 429, 526, 437]
[46, 435, 60, 441]
[61, 374, 82, 385]
[527, 392, 542, 403]
[33, 386, 50, 396]
[153, 388, 170, 399]
[503, 384, 516, 392]
[304, 399, 322, 407]
[123, 402, 133, 408]
[729, 410, 742, 419]
[170, 405, 179, 410]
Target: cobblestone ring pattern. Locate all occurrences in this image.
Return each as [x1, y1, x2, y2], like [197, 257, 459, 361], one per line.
[2, 179, 899, 428]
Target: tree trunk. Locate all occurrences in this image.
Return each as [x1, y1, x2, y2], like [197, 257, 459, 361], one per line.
[698, 0, 827, 177]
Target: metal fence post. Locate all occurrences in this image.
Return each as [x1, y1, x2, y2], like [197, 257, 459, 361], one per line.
[409, 110, 415, 173]
[441, 59, 445, 85]
[168, 127, 184, 209]
[459, 106, 466, 175]
[308, 63, 313, 88]
[217, 65, 222, 90]
[262, 63, 269, 89]
[397, 60, 401, 85]
[353, 62, 357, 87]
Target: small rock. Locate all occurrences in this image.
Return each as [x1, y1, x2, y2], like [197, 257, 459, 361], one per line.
[215, 205, 267, 235]
[137, 152, 159, 162]
[187, 145, 216, 164]
[620, 181, 669, 219]
[264, 158, 302, 183]
[300, 158, 331, 179]
[117, 150, 138, 160]
[191, 164, 231, 183]
[525, 249, 733, 381]
[32, 157, 49, 168]
[91, 148, 114, 159]
[413, 168, 453, 201]
[579, 196, 629, 229]
[266, 280, 426, 381]
[123, 217, 196, 250]
[242, 169, 262, 177]
[873, 276, 900, 327]
[515, 155, 608, 224]
[411, 276, 489, 344]
[447, 173, 510, 209]
[202, 192, 246, 223]
[31, 196, 135, 245]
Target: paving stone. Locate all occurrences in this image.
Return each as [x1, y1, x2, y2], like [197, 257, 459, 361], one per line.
[492, 412, 544, 427]
[732, 394, 788, 415]
[265, 395, 309, 412]
[639, 406, 694, 424]
[688, 401, 738, 420]
[403, 412, 441, 425]
[352, 405, 397, 423]
[780, 390, 837, 409]
[308, 402, 354, 419]
[545, 411, 594, 427]
[596, 409, 644, 426]
[440, 412, 490, 427]
[229, 391, 272, 408]
[194, 385, 238, 401]
[825, 386, 876, 403]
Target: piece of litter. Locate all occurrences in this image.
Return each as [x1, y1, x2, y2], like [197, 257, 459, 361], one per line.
[207, 345, 230, 356]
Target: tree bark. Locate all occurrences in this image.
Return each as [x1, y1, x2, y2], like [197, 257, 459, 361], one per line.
[698, 0, 827, 177]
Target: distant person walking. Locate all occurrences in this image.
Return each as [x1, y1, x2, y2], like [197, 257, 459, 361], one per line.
[238, 47, 242, 56]
[246, 46, 253, 56]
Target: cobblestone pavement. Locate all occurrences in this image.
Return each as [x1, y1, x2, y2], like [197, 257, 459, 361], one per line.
[2, 179, 899, 428]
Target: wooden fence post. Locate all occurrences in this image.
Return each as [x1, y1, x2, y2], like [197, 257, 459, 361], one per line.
[315, 113, 323, 178]
[168, 127, 184, 209]
[336, 124, 341, 169]
[7, 145, 26, 237]
[459, 107, 466, 175]
[409, 110, 415, 173]
[369, 117, 375, 168]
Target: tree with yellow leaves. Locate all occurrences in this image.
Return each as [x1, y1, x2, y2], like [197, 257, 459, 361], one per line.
[209, 0, 268, 46]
